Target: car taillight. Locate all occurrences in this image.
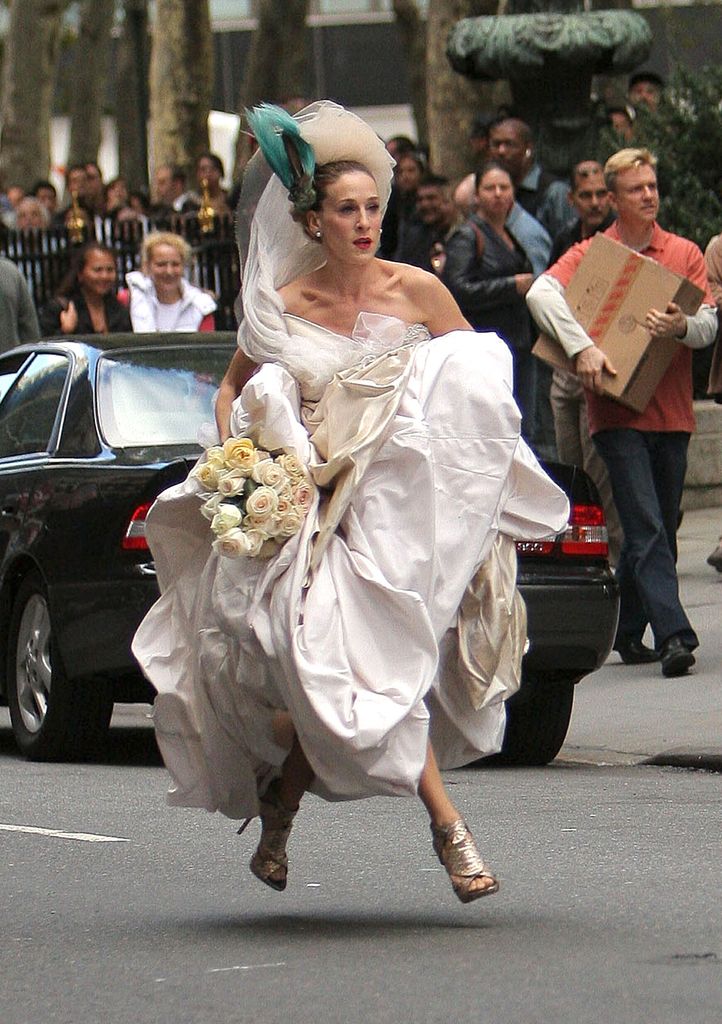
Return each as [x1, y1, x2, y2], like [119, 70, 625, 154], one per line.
[122, 502, 152, 551]
[560, 503, 608, 557]
[516, 502, 609, 559]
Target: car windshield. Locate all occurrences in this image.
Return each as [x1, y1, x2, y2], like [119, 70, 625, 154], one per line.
[96, 345, 233, 447]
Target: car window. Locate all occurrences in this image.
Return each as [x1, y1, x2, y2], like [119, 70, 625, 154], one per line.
[96, 345, 233, 447]
[0, 352, 31, 405]
[0, 352, 70, 458]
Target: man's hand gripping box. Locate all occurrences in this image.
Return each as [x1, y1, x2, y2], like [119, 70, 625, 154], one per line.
[533, 233, 703, 412]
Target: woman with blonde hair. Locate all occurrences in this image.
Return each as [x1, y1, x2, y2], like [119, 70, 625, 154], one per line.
[125, 230, 216, 332]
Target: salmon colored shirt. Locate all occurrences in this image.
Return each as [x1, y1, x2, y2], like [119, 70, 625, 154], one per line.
[547, 221, 714, 435]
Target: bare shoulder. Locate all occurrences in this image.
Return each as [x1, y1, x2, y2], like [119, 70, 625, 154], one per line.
[277, 276, 305, 311]
[389, 261, 469, 334]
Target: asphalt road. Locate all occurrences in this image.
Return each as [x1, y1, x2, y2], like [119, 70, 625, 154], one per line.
[1, 726, 720, 1024]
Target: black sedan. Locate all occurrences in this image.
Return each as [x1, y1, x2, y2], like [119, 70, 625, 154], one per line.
[502, 461, 619, 765]
[0, 332, 236, 759]
[0, 332, 618, 765]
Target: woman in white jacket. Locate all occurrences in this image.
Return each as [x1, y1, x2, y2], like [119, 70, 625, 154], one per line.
[126, 231, 216, 332]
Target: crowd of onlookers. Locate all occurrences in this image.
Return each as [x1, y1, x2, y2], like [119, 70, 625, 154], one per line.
[0, 68, 718, 458]
[0, 150, 235, 236]
[0, 70, 720, 587]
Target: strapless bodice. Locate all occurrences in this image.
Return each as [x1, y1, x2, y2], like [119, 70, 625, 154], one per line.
[281, 312, 432, 400]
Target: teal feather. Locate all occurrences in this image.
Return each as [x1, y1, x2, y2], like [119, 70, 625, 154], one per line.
[246, 103, 316, 206]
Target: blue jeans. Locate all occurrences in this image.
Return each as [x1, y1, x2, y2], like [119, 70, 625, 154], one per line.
[593, 428, 697, 651]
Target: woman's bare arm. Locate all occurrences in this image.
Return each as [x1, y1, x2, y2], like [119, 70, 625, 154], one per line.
[215, 348, 258, 441]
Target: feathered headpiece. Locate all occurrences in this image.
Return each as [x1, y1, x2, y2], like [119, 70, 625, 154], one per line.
[246, 103, 317, 213]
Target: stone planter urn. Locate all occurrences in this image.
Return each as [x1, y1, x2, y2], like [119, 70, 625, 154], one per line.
[447, 2, 653, 175]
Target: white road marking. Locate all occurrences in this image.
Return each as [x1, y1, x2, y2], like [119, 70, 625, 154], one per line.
[0, 823, 129, 843]
[206, 961, 286, 975]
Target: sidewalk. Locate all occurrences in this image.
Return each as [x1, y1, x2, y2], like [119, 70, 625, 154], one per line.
[560, 505, 722, 771]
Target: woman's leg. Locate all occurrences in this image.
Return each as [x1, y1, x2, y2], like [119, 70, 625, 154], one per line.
[417, 740, 462, 827]
[418, 741, 498, 900]
[277, 734, 314, 810]
[249, 734, 314, 891]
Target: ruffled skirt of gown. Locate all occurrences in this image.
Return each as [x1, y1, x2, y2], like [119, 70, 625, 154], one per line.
[132, 329, 569, 819]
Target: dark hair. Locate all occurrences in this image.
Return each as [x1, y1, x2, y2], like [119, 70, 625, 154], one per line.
[291, 160, 374, 221]
[569, 159, 605, 189]
[65, 163, 86, 186]
[396, 151, 426, 174]
[474, 160, 512, 191]
[56, 242, 116, 299]
[470, 115, 493, 140]
[171, 166, 187, 186]
[489, 117, 533, 147]
[128, 189, 150, 214]
[418, 173, 450, 190]
[386, 134, 415, 155]
[629, 71, 664, 90]
[197, 151, 224, 177]
[30, 179, 57, 197]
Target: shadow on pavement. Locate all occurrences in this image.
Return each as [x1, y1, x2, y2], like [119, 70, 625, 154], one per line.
[0, 715, 162, 768]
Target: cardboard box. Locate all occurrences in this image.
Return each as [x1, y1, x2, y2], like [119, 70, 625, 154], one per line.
[533, 233, 704, 412]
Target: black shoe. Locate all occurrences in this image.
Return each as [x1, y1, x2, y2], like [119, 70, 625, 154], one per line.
[614, 637, 659, 665]
[706, 543, 722, 572]
[660, 636, 695, 678]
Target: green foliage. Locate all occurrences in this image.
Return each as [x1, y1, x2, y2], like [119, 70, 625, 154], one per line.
[598, 64, 722, 250]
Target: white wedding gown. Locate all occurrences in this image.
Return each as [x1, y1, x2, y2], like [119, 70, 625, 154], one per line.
[132, 312, 569, 820]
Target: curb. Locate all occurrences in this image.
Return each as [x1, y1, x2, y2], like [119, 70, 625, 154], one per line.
[642, 748, 722, 772]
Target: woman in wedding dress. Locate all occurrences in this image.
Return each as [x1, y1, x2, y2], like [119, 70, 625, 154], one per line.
[133, 101, 569, 905]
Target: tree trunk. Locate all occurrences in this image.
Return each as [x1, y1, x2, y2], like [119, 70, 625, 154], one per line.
[149, 0, 213, 185]
[392, 0, 428, 148]
[426, 0, 501, 182]
[116, 0, 151, 191]
[67, 1, 115, 167]
[0, 0, 70, 191]
[233, 0, 310, 179]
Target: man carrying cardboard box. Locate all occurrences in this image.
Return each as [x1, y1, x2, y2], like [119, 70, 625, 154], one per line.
[526, 148, 717, 678]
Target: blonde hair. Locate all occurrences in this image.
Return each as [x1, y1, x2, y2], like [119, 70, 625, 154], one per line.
[140, 231, 191, 271]
[604, 148, 657, 192]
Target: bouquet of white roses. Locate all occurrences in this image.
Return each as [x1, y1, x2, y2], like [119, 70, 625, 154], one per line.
[190, 437, 315, 558]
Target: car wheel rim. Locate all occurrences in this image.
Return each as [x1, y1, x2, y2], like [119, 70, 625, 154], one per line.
[15, 594, 53, 735]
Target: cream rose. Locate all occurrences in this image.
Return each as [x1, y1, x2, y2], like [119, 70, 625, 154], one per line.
[223, 436, 259, 475]
[205, 445, 225, 467]
[190, 459, 221, 490]
[243, 512, 272, 532]
[275, 509, 304, 538]
[246, 485, 279, 519]
[292, 480, 314, 511]
[212, 528, 252, 558]
[211, 503, 244, 535]
[200, 492, 224, 521]
[217, 468, 247, 498]
[251, 459, 287, 492]
[276, 453, 306, 480]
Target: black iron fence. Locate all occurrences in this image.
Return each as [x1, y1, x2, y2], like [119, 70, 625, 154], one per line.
[0, 214, 241, 331]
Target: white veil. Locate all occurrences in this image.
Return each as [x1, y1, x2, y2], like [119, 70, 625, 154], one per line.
[234, 101, 395, 393]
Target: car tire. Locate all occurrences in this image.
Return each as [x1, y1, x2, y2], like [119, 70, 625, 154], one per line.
[6, 572, 113, 761]
[493, 678, 576, 766]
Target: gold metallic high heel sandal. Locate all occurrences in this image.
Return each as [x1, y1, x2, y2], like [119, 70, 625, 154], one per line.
[238, 781, 298, 892]
[431, 819, 500, 904]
